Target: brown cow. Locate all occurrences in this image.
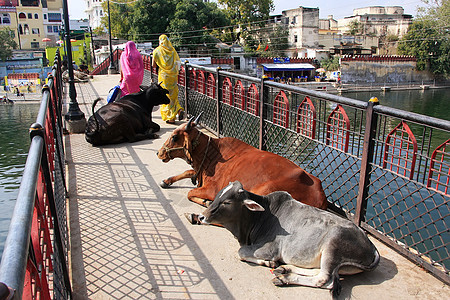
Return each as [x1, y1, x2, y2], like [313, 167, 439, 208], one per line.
[157, 114, 344, 219]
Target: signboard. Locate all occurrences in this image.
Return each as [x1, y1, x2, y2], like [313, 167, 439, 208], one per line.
[180, 57, 211, 65]
[273, 57, 291, 64]
[0, 6, 16, 12]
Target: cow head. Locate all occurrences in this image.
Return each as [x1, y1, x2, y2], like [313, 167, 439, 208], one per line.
[157, 113, 203, 164]
[122, 82, 170, 111]
[198, 181, 265, 226]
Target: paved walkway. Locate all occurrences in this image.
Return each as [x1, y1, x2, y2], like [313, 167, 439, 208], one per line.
[64, 74, 448, 299]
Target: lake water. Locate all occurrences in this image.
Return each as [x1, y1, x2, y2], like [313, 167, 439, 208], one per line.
[0, 88, 449, 260]
[0, 103, 41, 260]
[342, 88, 450, 121]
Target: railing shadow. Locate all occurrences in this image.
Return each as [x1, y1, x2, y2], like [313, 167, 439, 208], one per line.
[66, 134, 234, 299]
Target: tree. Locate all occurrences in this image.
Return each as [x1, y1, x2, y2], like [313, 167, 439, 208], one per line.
[251, 23, 289, 57]
[168, 0, 229, 51]
[347, 20, 362, 35]
[218, 0, 274, 25]
[0, 28, 18, 61]
[101, 0, 134, 40]
[130, 0, 176, 44]
[320, 56, 340, 71]
[398, 0, 450, 76]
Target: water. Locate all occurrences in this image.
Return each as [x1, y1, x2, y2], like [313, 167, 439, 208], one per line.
[343, 88, 450, 121]
[0, 103, 41, 261]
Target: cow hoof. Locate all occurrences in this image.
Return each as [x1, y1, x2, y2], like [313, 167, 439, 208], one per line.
[272, 266, 288, 275]
[160, 180, 172, 188]
[272, 275, 289, 286]
[184, 213, 201, 225]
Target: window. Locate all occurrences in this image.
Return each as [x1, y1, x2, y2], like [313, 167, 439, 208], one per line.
[19, 12, 26, 19]
[53, 26, 59, 33]
[31, 42, 40, 49]
[34, 13, 38, 19]
[100, 10, 103, 16]
[18, 24, 23, 34]
[43, 14, 47, 20]
[294, 35, 298, 43]
[48, 13, 61, 22]
[21, 0, 39, 6]
[27, 13, 32, 19]
[32, 28, 39, 34]
[1, 13, 11, 24]
[47, 25, 53, 33]
[24, 24, 30, 35]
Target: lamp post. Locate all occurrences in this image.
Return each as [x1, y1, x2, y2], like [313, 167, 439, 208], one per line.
[62, 0, 86, 133]
[107, 0, 117, 74]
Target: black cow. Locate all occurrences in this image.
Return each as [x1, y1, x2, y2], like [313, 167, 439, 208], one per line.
[85, 83, 170, 146]
[198, 181, 380, 298]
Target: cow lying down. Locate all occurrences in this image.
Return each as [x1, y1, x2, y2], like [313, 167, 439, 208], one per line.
[85, 83, 170, 146]
[198, 181, 380, 298]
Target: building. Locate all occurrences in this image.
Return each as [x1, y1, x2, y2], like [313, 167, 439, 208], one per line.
[84, 0, 104, 29]
[338, 6, 412, 38]
[0, 0, 63, 49]
[318, 15, 378, 56]
[282, 6, 320, 57]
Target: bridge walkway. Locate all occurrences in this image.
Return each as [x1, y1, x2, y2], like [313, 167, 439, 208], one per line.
[64, 74, 448, 299]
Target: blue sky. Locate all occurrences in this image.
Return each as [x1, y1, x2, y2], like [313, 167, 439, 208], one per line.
[68, 0, 426, 20]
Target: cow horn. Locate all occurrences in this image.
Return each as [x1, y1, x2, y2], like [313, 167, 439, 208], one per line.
[186, 112, 203, 131]
[194, 111, 203, 124]
[186, 116, 195, 130]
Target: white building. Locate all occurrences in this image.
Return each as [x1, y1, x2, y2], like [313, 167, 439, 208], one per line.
[282, 6, 320, 57]
[84, 0, 104, 29]
[338, 6, 412, 38]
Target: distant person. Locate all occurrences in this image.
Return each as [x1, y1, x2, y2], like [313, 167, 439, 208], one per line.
[62, 58, 68, 72]
[119, 41, 144, 96]
[152, 34, 184, 124]
[72, 61, 78, 70]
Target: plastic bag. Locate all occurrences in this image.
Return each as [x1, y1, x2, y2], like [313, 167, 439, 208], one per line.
[107, 85, 122, 103]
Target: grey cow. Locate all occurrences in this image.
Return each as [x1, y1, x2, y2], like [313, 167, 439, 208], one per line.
[198, 181, 380, 298]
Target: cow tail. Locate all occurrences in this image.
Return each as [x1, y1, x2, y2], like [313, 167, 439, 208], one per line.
[92, 98, 101, 132]
[330, 269, 342, 300]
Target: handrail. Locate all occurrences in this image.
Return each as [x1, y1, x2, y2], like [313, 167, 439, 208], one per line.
[0, 49, 71, 299]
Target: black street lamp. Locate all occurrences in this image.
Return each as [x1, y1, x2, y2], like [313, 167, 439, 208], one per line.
[107, 0, 117, 74]
[62, 0, 86, 132]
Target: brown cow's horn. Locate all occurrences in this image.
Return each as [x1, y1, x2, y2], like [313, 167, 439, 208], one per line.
[194, 112, 203, 125]
[186, 116, 196, 130]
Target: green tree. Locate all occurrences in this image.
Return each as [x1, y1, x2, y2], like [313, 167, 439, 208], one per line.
[398, 0, 450, 76]
[130, 0, 176, 44]
[252, 23, 289, 57]
[168, 0, 229, 51]
[218, 0, 274, 25]
[101, 0, 134, 40]
[0, 28, 17, 61]
[218, 0, 274, 53]
[320, 56, 340, 71]
[347, 20, 362, 35]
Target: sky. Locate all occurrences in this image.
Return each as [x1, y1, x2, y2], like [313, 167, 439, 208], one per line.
[68, 0, 427, 20]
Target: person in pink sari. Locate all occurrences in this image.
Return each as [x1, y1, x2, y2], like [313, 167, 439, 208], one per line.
[119, 41, 144, 96]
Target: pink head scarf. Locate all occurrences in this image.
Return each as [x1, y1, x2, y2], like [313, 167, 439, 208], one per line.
[120, 41, 144, 96]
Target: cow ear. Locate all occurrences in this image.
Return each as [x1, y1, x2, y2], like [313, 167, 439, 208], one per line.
[243, 200, 265, 212]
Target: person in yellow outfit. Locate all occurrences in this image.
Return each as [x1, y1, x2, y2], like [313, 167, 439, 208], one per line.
[152, 34, 184, 124]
